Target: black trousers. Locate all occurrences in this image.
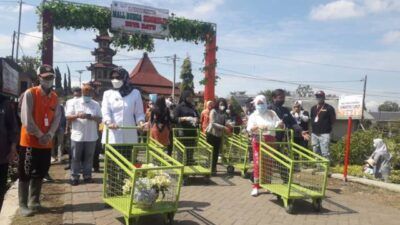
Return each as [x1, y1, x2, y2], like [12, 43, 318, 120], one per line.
[206, 133, 222, 173]
[18, 147, 51, 181]
[0, 163, 8, 212]
[93, 138, 102, 170]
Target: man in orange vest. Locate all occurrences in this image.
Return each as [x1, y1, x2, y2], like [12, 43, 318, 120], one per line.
[18, 64, 61, 216]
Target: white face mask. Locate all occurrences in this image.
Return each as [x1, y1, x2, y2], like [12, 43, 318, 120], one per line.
[111, 79, 123, 89]
[40, 79, 53, 89]
[219, 106, 226, 111]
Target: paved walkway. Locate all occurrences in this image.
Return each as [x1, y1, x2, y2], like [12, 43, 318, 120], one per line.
[62, 166, 400, 225]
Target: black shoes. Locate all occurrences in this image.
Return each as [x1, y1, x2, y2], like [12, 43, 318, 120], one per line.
[70, 180, 79, 186]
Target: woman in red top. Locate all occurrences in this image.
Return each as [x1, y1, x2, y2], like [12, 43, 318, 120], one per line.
[200, 100, 214, 133]
[149, 96, 172, 154]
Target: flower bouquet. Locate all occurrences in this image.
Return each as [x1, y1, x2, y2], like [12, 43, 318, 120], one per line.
[122, 163, 171, 209]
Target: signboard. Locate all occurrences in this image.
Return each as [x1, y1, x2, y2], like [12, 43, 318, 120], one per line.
[1, 60, 19, 96]
[111, 1, 169, 38]
[338, 95, 363, 118]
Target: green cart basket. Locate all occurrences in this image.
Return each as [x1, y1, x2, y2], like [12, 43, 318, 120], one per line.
[172, 128, 213, 185]
[221, 128, 252, 177]
[103, 127, 184, 225]
[259, 129, 329, 214]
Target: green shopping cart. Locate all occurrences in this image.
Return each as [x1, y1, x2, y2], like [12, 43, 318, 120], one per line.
[221, 127, 252, 177]
[259, 129, 329, 214]
[103, 127, 184, 225]
[172, 128, 213, 185]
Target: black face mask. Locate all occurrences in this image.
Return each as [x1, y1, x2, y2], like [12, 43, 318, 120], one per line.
[274, 100, 285, 107]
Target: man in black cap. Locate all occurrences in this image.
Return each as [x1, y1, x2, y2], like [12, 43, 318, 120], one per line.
[18, 64, 61, 216]
[310, 91, 336, 161]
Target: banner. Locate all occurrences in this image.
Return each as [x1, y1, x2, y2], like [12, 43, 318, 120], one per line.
[111, 1, 169, 38]
[1, 60, 19, 96]
[338, 95, 363, 118]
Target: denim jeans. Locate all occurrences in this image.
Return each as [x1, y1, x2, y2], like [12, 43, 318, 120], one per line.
[71, 141, 96, 180]
[311, 133, 331, 160]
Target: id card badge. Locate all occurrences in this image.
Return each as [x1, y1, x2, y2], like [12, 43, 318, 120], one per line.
[44, 114, 49, 127]
[314, 116, 319, 123]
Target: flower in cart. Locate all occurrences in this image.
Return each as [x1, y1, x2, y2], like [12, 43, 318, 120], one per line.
[151, 172, 171, 199]
[122, 178, 132, 195]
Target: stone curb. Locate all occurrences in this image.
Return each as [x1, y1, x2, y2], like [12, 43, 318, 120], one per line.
[331, 173, 400, 193]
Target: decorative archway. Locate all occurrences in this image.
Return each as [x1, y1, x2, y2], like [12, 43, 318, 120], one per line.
[38, 1, 217, 101]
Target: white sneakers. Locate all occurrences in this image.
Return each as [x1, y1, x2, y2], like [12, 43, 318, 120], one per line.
[251, 188, 259, 197]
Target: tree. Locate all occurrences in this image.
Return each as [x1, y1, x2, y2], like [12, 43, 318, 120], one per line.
[179, 57, 194, 92]
[229, 96, 243, 115]
[258, 90, 273, 103]
[54, 66, 63, 95]
[378, 101, 400, 112]
[63, 73, 68, 96]
[17, 56, 40, 85]
[296, 85, 313, 97]
[67, 66, 72, 94]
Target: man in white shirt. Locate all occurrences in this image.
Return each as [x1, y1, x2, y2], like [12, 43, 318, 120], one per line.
[66, 84, 101, 185]
[64, 87, 81, 170]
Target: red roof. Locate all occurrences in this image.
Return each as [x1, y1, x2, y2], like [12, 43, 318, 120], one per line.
[130, 53, 179, 95]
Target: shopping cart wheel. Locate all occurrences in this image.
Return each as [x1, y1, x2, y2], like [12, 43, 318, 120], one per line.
[285, 199, 295, 214]
[227, 165, 235, 174]
[182, 177, 189, 186]
[164, 212, 175, 225]
[312, 198, 322, 212]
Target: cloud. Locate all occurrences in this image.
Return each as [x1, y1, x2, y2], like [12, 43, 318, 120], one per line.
[176, 0, 224, 19]
[0, 3, 35, 14]
[381, 30, 400, 44]
[310, 0, 364, 21]
[310, 0, 400, 21]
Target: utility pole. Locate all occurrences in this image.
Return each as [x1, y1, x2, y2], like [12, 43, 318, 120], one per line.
[76, 70, 85, 86]
[15, 0, 23, 62]
[11, 31, 16, 60]
[361, 75, 367, 123]
[172, 54, 177, 102]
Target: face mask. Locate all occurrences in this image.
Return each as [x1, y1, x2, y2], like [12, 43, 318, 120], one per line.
[219, 106, 226, 111]
[83, 96, 92, 103]
[111, 79, 123, 89]
[256, 104, 267, 114]
[40, 79, 53, 89]
[274, 100, 285, 107]
[226, 109, 231, 114]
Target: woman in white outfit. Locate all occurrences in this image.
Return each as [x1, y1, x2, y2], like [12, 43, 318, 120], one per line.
[101, 67, 145, 144]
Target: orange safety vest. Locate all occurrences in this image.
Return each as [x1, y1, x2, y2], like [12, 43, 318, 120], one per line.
[20, 86, 58, 149]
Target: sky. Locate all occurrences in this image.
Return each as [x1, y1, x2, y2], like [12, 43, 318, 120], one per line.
[0, 0, 399, 111]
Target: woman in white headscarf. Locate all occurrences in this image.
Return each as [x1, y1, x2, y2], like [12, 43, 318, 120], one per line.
[246, 95, 283, 197]
[367, 138, 391, 182]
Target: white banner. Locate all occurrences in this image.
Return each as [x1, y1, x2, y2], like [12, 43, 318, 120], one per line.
[1, 60, 19, 96]
[111, 1, 169, 38]
[338, 95, 363, 118]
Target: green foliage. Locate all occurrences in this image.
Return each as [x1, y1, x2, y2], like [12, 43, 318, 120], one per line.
[296, 85, 313, 97]
[63, 73, 68, 96]
[54, 66, 63, 95]
[330, 129, 380, 165]
[331, 129, 400, 169]
[229, 96, 243, 115]
[17, 56, 40, 83]
[37, 1, 216, 52]
[258, 90, 273, 103]
[179, 57, 194, 92]
[166, 16, 216, 43]
[378, 101, 400, 112]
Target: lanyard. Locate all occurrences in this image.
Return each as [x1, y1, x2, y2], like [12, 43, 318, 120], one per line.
[316, 104, 325, 117]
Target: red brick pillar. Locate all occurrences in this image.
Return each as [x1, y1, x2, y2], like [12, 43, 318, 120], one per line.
[41, 8, 53, 66]
[204, 33, 216, 102]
